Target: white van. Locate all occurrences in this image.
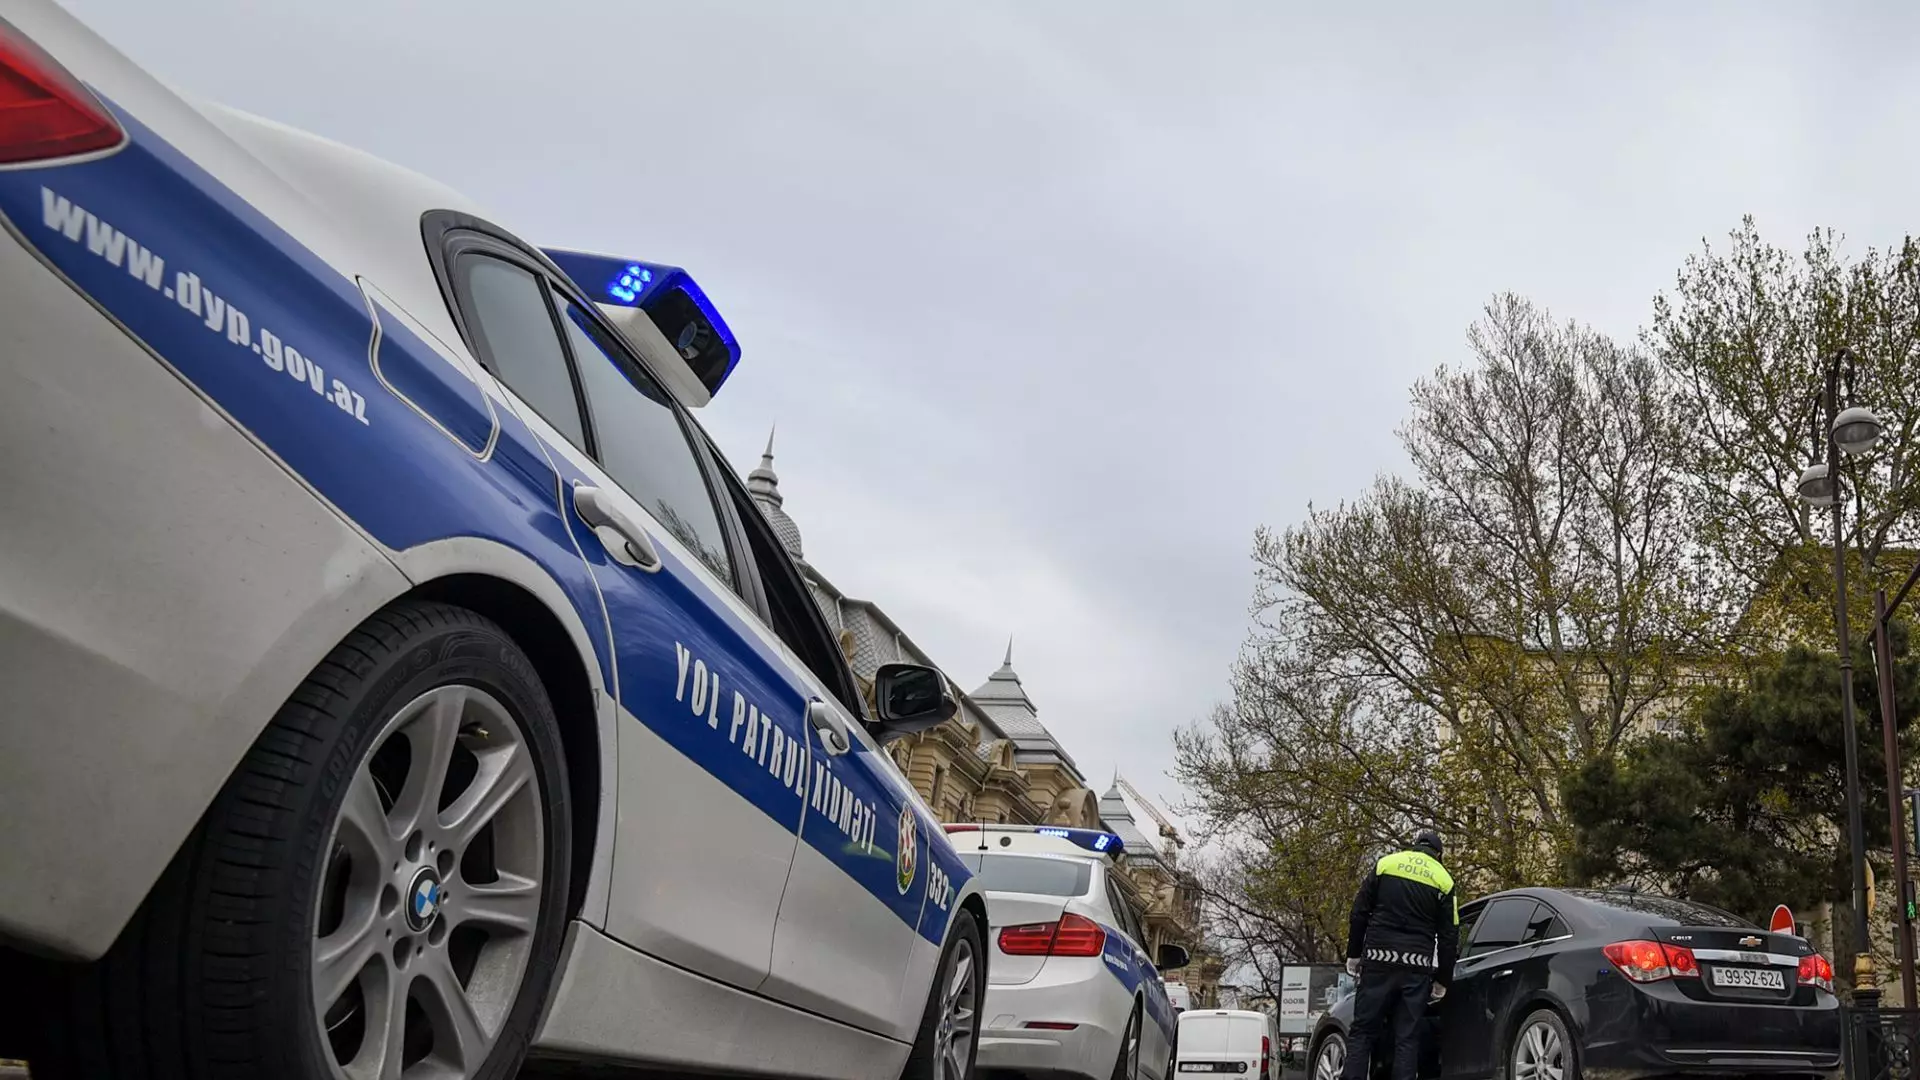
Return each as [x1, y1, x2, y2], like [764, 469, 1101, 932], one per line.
[1167, 983, 1194, 1013]
[1174, 1009, 1275, 1078]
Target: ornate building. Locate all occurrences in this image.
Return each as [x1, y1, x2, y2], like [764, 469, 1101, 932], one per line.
[742, 430, 1208, 981]
[744, 433, 1100, 829]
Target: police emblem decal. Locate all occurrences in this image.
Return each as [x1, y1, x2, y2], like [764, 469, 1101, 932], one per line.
[896, 805, 918, 894]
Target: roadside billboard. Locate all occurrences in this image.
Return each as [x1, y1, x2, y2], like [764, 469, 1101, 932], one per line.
[1277, 964, 1348, 1036]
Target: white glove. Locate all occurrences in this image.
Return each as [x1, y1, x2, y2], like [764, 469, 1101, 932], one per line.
[1429, 984, 1447, 1002]
[1346, 959, 1362, 977]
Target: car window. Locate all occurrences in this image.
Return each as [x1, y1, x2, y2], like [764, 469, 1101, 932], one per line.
[712, 451, 864, 714]
[1121, 896, 1146, 947]
[457, 256, 585, 447]
[1524, 904, 1569, 943]
[1457, 903, 1483, 957]
[956, 854, 1091, 897]
[1101, 874, 1128, 934]
[1467, 898, 1540, 956]
[554, 298, 733, 585]
[1106, 875, 1147, 946]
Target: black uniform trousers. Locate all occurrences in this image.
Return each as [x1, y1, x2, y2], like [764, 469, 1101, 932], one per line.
[1338, 967, 1431, 1080]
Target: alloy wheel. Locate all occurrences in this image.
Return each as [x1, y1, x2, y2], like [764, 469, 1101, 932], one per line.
[1513, 1019, 1566, 1080]
[310, 684, 545, 1079]
[1315, 1036, 1346, 1080]
[933, 934, 979, 1080]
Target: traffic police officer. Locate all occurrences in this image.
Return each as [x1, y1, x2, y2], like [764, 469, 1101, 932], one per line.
[1340, 830, 1458, 1080]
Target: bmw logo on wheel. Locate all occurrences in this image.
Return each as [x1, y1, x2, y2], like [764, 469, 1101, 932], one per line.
[407, 868, 444, 931]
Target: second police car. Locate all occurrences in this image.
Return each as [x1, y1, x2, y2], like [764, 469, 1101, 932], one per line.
[0, 4, 989, 1079]
[944, 824, 1189, 1080]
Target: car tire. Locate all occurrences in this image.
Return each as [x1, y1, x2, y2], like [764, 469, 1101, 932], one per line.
[901, 910, 985, 1080]
[1506, 1008, 1577, 1080]
[1313, 1030, 1348, 1080]
[26, 601, 573, 1080]
[1110, 1001, 1143, 1080]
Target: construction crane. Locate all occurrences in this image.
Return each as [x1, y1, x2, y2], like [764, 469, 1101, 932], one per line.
[1115, 775, 1185, 852]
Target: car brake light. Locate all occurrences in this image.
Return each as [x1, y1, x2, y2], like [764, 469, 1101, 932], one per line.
[943, 824, 980, 832]
[1603, 939, 1699, 982]
[1049, 913, 1106, 956]
[998, 922, 1056, 956]
[1260, 1034, 1272, 1080]
[997, 913, 1106, 957]
[0, 22, 122, 164]
[1799, 953, 1835, 994]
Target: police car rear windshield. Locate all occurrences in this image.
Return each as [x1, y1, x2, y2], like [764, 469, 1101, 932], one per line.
[958, 854, 1091, 897]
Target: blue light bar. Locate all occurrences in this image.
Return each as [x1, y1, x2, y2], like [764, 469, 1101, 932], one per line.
[1035, 827, 1125, 855]
[541, 248, 741, 399]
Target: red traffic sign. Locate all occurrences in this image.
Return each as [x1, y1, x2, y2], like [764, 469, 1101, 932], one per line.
[1770, 905, 1796, 934]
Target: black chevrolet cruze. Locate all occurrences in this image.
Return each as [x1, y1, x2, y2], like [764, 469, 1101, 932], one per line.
[1306, 888, 1841, 1080]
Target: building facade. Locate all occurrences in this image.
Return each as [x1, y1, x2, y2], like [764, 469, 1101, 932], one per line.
[742, 432, 1209, 979]
[743, 434, 1105, 830]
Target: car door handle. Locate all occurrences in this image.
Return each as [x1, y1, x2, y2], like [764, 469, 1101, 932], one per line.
[808, 698, 850, 756]
[1492, 969, 1514, 979]
[573, 485, 661, 572]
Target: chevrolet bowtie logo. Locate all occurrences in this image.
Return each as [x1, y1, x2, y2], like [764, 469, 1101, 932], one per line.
[1740, 935, 1763, 947]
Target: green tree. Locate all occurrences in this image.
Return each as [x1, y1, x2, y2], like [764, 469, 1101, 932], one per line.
[1177, 293, 1723, 961]
[1651, 218, 1920, 643]
[1238, 295, 1708, 880]
[1564, 625, 1920, 925]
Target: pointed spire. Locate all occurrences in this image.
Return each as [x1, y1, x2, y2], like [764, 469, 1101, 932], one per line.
[974, 632, 1033, 711]
[745, 423, 803, 558]
[747, 424, 783, 507]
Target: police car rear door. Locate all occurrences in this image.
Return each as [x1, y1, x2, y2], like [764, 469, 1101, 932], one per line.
[442, 234, 806, 991]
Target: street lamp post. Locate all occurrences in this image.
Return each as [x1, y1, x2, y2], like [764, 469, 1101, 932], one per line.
[1796, 351, 1892, 1005]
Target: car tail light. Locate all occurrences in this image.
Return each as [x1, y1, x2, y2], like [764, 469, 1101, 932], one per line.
[1603, 939, 1699, 982]
[0, 22, 122, 164]
[943, 824, 980, 833]
[997, 922, 1057, 956]
[1048, 913, 1106, 956]
[1260, 1034, 1272, 1080]
[996, 912, 1107, 957]
[1800, 953, 1835, 994]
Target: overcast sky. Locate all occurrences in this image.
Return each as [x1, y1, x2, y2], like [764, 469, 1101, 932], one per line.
[60, 0, 1920, 820]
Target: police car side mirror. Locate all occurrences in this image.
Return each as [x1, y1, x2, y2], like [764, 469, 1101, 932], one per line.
[872, 663, 957, 742]
[1156, 943, 1191, 971]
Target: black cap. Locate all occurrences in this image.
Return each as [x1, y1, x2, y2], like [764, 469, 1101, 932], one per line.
[1413, 830, 1444, 856]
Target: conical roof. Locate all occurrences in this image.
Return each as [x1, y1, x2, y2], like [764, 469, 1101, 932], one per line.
[745, 427, 804, 559]
[970, 639, 1034, 710]
[970, 640, 1080, 775]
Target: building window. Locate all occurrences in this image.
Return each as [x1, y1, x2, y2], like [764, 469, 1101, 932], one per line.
[931, 765, 946, 809]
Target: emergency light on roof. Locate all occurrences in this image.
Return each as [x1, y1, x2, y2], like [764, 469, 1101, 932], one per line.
[942, 824, 1124, 856]
[541, 248, 740, 408]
